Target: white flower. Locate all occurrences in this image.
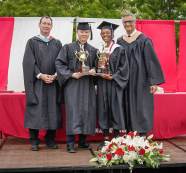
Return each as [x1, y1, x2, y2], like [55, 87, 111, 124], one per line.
[113, 154, 119, 160]
[101, 145, 108, 153]
[111, 137, 124, 144]
[104, 141, 111, 146]
[155, 142, 163, 150]
[119, 135, 150, 149]
[147, 134, 154, 140]
[123, 151, 138, 163]
[111, 138, 118, 144]
[90, 131, 170, 171]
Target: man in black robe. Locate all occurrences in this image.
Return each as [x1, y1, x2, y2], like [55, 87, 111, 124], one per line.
[55, 21, 97, 153]
[96, 21, 129, 142]
[117, 12, 165, 135]
[23, 16, 62, 151]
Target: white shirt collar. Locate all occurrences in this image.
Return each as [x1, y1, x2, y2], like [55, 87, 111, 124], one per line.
[39, 33, 50, 40]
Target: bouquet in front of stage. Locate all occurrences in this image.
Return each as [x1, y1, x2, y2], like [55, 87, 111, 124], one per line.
[90, 131, 170, 172]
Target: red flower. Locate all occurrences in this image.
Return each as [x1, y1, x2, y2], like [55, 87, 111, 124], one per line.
[98, 153, 103, 157]
[128, 145, 135, 151]
[108, 143, 113, 149]
[115, 148, 125, 156]
[135, 132, 139, 136]
[159, 149, 164, 154]
[106, 153, 112, 161]
[139, 148, 145, 155]
[128, 131, 135, 137]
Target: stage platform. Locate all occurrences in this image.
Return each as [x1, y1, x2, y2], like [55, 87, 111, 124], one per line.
[0, 136, 186, 173]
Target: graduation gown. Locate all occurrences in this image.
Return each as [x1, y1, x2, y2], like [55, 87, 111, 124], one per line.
[55, 41, 97, 135]
[97, 44, 129, 131]
[117, 34, 165, 133]
[23, 36, 62, 130]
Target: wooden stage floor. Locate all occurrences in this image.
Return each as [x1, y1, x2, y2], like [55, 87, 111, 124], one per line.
[0, 136, 186, 173]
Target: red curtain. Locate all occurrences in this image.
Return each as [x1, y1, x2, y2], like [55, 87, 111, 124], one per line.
[0, 17, 14, 90]
[136, 20, 177, 92]
[177, 21, 186, 91]
[0, 19, 178, 92]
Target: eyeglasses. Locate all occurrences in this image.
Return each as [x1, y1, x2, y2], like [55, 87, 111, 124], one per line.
[41, 22, 52, 26]
[122, 20, 135, 24]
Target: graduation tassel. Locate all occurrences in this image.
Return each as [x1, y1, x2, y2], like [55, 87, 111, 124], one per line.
[90, 25, 93, 40]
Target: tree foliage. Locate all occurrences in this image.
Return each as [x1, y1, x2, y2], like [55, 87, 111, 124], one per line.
[0, 0, 186, 19]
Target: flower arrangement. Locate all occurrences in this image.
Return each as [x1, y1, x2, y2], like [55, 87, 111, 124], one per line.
[90, 131, 170, 173]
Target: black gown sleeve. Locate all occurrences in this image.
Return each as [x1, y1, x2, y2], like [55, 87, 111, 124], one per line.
[55, 44, 73, 86]
[143, 39, 165, 85]
[22, 39, 38, 105]
[34, 65, 41, 77]
[112, 48, 129, 89]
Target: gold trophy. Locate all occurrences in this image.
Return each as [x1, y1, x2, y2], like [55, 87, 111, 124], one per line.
[96, 51, 110, 75]
[75, 49, 90, 75]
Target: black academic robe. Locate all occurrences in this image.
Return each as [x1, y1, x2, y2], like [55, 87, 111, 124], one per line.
[97, 45, 129, 131]
[22, 36, 62, 130]
[117, 34, 165, 133]
[55, 41, 97, 135]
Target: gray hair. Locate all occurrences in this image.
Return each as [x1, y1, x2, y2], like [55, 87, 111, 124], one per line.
[121, 10, 136, 21]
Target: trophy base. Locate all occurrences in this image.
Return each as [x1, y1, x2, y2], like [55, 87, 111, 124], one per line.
[96, 73, 112, 76]
[81, 65, 90, 75]
[96, 68, 110, 75]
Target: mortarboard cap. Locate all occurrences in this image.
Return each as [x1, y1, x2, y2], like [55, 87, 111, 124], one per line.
[77, 22, 91, 30]
[75, 19, 94, 39]
[97, 21, 119, 31]
[75, 18, 94, 30]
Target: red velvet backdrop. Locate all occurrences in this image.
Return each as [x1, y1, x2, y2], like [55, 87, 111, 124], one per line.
[136, 20, 177, 92]
[0, 17, 14, 90]
[177, 20, 186, 91]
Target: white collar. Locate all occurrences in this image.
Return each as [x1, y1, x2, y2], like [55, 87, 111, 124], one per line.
[39, 34, 50, 40]
[109, 43, 120, 54]
[99, 41, 120, 54]
[123, 29, 137, 37]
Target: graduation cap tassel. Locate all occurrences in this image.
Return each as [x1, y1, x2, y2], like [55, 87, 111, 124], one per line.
[90, 25, 93, 40]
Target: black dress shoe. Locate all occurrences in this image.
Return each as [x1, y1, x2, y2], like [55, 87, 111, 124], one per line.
[78, 142, 90, 149]
[67, 143, 76, 153]
[31, 144, 39, 151]
[46, 143, 58, 149]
